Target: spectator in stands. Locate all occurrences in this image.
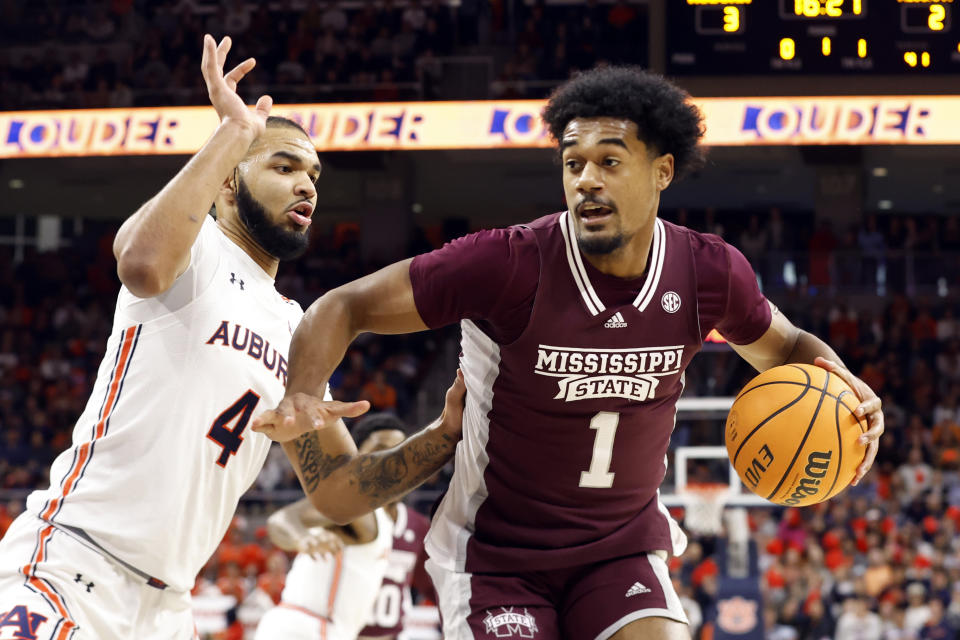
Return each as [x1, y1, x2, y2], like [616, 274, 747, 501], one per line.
[904, 582, 933, 634]
[836, 597, 883, 640]
[361, 370, 399, 412]
[796, 598, 834, 640]
[920, 599, 953, 640]
[256, 551, 288, 606]
[859, 214, 886, 288]
[808, 219, 837, 289]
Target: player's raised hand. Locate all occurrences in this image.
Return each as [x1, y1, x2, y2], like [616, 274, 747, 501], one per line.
[200, 34, 272, 136]
[251, 394, 370, 442]
[814, 356, 884, 486]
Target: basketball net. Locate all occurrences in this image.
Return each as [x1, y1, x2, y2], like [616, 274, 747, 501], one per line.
[679, 482, 731, 537]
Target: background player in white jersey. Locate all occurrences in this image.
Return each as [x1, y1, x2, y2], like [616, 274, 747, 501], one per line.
[0, 35, 465, 640]
[255, 413, 410, 640]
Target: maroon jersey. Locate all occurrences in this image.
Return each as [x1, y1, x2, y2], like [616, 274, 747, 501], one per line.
[359, 503, 431, 636]
[410, 212, 771, 574]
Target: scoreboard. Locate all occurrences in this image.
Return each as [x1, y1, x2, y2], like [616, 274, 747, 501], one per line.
[667, 0, 960, 74]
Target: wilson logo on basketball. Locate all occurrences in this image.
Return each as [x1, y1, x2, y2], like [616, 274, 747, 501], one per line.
[783, 451, 833, 506]
[726, 411, 738, 443]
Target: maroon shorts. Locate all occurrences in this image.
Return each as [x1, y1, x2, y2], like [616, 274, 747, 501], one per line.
[426, 552, 688, 640]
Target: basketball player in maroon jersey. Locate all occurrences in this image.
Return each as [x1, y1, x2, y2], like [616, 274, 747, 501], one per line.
[252, 67, 884, 640]
[353, 419, 433, 640]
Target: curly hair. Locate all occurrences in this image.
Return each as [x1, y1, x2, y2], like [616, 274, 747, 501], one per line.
[541, 66, 706, 180]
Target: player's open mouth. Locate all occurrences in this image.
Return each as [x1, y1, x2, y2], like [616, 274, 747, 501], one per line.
[579, 203, 614, 223]
[286, 202, 314, 227]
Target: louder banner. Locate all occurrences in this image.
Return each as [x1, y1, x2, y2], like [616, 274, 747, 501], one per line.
[0, 101, 553, 158]
[1, 96, 958, 158]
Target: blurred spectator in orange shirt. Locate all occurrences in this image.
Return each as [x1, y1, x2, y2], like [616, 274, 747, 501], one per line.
[256, 551, 289, 605]
[216, 562, 248, 603]
[361, 370, 398, 411]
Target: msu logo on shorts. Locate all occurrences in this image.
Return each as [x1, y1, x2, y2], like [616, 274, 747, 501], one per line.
[482, 607, 539, 638]
[535, 345, 684, 402]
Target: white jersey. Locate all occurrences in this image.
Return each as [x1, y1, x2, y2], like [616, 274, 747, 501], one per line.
[25, 216, 317, 592]
[278, 508, 393, 638]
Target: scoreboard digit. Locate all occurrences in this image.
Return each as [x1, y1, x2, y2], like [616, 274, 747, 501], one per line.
[668, 0, 959, 74]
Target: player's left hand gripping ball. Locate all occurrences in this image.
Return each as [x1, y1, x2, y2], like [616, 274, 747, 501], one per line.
[815, 356, 883, 485]
[251, 395, 370, 442]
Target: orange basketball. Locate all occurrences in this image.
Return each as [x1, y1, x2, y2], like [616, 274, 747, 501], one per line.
[724, 363, 867, 507]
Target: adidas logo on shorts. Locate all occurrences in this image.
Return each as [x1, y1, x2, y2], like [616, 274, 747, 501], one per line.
[604, 312, 628, 329]
[625, 581, 651, 597]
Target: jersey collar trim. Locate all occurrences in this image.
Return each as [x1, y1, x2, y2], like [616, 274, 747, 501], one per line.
[632, 218, 666, 311]
[560, 211, 606, 316]
[559, 212, 667, 316]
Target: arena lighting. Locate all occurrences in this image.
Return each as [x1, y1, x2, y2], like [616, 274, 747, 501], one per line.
[1, 95, 959, 158]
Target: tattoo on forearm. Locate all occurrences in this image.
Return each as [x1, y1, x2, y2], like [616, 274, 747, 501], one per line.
[350, 430, 457, 504]
[293, 432, 350, 493]
[410, 432, 455, 467]
[354, 450, 409, 499]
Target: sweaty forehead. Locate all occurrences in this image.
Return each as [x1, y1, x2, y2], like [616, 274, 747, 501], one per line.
[245, 127, 317, 163]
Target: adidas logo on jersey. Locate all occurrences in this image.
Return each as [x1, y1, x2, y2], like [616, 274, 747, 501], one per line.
[604, 312, 628, 329]
[625, 582, 651, 597]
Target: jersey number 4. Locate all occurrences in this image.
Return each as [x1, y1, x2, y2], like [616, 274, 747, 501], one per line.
[207, 390, 262, 467]
[580, 411, 620, 488]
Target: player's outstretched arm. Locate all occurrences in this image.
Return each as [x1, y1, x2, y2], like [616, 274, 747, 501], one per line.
[728, 303, 884, 485]
[275, 371, 465, 525]
[113, 34, 271, 298]
[251, 259, 429, 442]
[266, 497, 347, 560]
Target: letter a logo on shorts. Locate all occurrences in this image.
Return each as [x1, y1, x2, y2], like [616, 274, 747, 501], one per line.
[483, 607, 539, 638]
[0, 605, 49, 640]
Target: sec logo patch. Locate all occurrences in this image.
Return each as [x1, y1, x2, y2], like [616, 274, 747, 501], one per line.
[661, 291, 681, 314]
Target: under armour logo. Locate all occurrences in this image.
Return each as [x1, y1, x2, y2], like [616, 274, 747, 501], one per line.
[74, 573, 94, 592]
[230, 273, 245, 290]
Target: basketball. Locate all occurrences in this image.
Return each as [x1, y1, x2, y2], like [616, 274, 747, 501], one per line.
[724, 363, 867, 507]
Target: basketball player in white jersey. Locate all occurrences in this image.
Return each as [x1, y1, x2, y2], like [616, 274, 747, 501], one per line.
[0, 35, 465, 640]
[254, 414, 409, 640]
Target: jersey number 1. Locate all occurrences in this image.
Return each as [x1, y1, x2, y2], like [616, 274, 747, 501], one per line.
[207, 390, 261, 467]
[579, 411, 619, 488]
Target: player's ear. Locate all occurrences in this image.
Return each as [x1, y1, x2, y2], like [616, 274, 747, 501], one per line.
[220, 167, 238, 204]
[655, 153, 674, 192]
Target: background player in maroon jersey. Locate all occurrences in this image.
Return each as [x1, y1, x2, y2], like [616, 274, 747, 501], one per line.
[257, 413, 433, 639]
[252, 67, 884, 640]
[354, 418, 434, 640]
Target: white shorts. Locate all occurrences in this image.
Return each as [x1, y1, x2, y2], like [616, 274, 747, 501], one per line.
[0, 514, 197, 640]
[254, 603, 351, 640]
